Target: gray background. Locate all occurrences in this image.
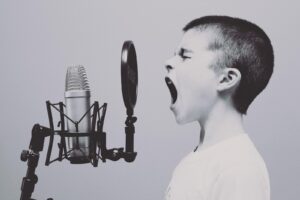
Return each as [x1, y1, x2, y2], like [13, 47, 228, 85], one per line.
[0, 0, 299, 199]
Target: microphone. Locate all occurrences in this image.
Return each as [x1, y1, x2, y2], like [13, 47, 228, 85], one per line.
[19, 40, 138, 200]
[65, 65, 91, 164]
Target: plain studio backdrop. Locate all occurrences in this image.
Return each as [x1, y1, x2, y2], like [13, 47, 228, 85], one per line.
[0, 0, 299, 199]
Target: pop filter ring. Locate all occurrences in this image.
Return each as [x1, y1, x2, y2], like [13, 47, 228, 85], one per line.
[121, 41, 138, 116]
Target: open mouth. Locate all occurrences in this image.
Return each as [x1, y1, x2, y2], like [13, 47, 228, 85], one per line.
[165, 77, 178, 104]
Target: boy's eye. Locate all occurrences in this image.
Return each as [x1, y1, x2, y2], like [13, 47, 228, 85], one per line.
[180, 54, 191, 60]
[178, 49, 191, 60]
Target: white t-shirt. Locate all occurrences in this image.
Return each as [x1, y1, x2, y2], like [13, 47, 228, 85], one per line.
[165, 134, 270, 200]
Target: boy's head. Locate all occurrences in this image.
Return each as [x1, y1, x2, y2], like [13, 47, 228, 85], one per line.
[165, 16, 274, 124]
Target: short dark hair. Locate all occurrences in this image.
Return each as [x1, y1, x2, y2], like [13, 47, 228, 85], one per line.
[183, 16, 274, 114]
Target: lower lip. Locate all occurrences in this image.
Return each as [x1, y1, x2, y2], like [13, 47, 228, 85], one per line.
[170, 100, 177, 110]
[170, 104, 174, 110]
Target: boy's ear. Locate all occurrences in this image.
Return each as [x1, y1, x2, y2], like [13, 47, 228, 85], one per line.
[217, 68, 241, 92]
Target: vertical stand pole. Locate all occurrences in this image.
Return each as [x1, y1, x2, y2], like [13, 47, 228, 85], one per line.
[124, 114, 137, 162]
[20, 124, 52, 200]
[20, 150, 39, 200]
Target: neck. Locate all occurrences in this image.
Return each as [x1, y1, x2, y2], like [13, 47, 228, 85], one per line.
[197, 101, 245, 151]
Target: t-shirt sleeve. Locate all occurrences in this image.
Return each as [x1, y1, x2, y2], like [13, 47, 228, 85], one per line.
[208, 165, 270, 200]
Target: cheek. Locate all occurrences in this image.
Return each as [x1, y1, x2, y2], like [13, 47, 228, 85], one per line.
[179, 69, 217, 102]
[177, 71, 218, 122]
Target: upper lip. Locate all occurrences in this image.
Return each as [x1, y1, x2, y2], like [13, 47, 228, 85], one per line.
[165, 76, 178, 104]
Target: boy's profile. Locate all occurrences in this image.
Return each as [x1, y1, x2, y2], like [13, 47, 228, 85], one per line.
[164, 16, 273, 200]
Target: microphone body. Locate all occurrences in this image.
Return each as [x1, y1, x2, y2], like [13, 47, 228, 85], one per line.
[65, 66, 91, 163]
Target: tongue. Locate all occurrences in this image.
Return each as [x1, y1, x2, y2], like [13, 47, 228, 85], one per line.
[165, 77, 177, 104]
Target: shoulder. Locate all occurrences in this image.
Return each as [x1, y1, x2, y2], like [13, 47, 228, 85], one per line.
[208, 164, 270, 200]
[214, 134, 267, 169]
[206, 135, 270, 200]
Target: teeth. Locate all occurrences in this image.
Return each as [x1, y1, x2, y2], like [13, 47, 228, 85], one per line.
[165, 77, 177, 104]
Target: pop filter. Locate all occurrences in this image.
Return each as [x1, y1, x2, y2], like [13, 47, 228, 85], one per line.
[121, 41, 138, 116]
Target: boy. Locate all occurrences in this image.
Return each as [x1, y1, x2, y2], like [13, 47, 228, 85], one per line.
[164, 16, 274, 200]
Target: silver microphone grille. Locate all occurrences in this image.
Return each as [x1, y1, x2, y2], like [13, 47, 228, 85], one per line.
[65, 65, 90, 91]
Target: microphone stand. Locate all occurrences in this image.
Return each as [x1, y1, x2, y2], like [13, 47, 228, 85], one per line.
[20, 124, 53, 200]
[19, 101, 137, 200]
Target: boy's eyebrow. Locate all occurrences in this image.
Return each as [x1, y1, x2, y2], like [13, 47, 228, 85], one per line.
[174, 47, 194, 55]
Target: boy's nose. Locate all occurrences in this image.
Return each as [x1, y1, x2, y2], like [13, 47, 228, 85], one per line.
[165, 65, 173, 72]
[165, 57, 176, 72]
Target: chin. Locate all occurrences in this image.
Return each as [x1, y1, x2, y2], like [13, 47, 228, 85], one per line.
[174, 113, 194, 125]
[173, 107, 203, 125]
[175, 117, 186, 125]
